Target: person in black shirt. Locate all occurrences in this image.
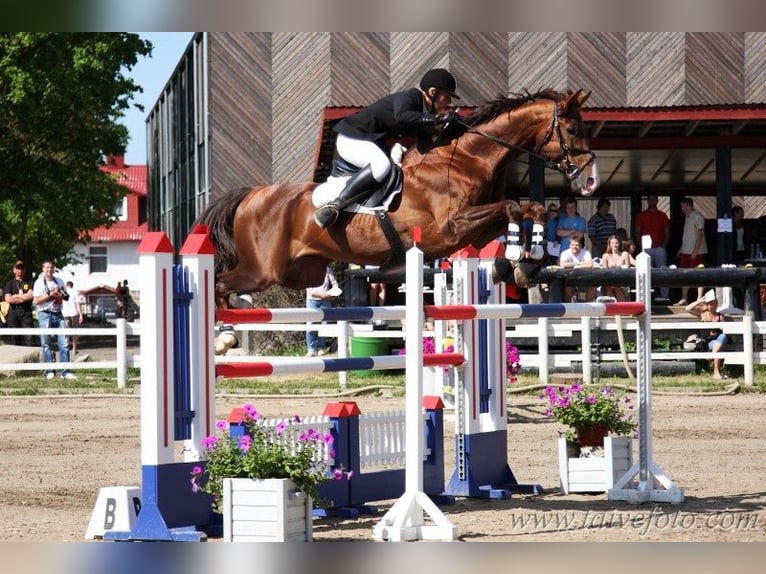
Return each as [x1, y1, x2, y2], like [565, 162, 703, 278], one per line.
[313, 68, 460, 228]
[3, 260, 35, 346]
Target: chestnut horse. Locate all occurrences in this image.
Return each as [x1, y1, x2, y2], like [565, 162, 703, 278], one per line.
[197, 89, 599, 303]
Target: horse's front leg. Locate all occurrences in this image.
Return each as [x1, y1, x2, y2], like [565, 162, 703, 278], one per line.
[446, 199, 521, 249]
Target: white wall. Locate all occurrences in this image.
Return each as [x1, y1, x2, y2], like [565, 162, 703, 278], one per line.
[60, 242, 141, 297]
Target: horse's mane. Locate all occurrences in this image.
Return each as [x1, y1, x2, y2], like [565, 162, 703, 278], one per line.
[461, 88, 565, 128]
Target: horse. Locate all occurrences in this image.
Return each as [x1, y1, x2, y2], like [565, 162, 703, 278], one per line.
[196, 88, 599, 305]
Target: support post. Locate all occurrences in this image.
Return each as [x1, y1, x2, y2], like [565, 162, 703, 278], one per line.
[372, 234, 457, 542]
[608, 252, 684, 504]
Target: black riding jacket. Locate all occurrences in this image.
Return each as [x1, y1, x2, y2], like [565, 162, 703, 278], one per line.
[333, 88, 440, 148]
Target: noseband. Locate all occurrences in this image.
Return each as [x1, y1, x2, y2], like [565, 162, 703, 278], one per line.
[459, 100, 596, 180]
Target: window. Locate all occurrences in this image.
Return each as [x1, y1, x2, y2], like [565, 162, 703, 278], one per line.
[89, 246, 108, 273]
[114, 197, 128, 221]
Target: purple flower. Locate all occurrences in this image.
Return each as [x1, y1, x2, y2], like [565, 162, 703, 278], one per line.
[191, 465, 203, 475]
[275, 421, 287, 435]
[215, 419, 227, 432]
[201, 435, 218, 449]
[239, 435, 252, 452]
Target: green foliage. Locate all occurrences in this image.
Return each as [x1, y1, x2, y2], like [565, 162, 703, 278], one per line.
[539, 384, 637, 442]
[190, 403, 350, 514]
[0, 32, 152, 272]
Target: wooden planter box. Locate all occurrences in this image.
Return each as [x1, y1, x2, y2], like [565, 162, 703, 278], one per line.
[222, 478, 313, 542]
[558, 436, 633, 494]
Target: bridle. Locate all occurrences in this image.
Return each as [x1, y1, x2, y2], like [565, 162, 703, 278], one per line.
[456, 99, 597, 180]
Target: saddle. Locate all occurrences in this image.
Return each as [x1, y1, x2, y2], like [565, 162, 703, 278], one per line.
[329, 157, 403, 208]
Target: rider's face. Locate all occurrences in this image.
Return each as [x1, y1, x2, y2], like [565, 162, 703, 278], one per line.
[430, 89, 453, 113]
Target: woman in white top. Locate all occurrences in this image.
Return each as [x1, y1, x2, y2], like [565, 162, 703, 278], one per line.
[600, 235, 631, 301]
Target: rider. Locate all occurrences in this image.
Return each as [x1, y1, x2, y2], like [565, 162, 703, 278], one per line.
[313, 68, 461, 228]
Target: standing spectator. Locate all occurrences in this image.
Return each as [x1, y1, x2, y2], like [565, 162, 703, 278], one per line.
[635, 194, 671, 303]
[3, 260, 35, 346]
[600, 235, 631, 301]
[685, 290, 729, 380]
[545, 202, 561, 264]
[62, 281, 83, 354]
[731, 205, 755, 263]
[558, 237, 596, 301]
[587, 198, 617, 259]
[675, 197, 707, 306]
[115, 281, 127, 319]
[33, 260, 76, 380]
[555, 196, 587, 252]
[305, 266, 341, 356]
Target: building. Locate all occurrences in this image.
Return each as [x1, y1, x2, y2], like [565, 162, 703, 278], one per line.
[62, 155, 147, 311]
[147, 33, 766, 265]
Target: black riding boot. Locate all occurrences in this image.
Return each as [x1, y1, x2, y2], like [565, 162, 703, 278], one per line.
[314, 164, 378, 228]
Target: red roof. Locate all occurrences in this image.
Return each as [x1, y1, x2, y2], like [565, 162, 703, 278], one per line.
[81, 156, 148, 243]
[88, 224, 147, 242]
[101, 158, 147, 196]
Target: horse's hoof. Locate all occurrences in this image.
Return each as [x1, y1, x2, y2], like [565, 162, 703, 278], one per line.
[314, 205, 339, 228]
[492, 257, 515, 285]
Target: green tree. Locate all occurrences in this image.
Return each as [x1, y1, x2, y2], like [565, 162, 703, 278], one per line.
[0, 32, 152, 275]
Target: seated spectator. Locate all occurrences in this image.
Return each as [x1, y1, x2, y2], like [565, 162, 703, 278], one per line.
[615, 227, 637, 266]
[685, 290, 729, 380]
[600, 235, 631, 301]
[559, 237, 596, 301]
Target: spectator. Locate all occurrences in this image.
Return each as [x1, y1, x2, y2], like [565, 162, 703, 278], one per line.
[675, 197, 707, 306]
[62, 281, 83, 354]
[635, 193, 671, 303]
[305, 266, 340, 356]
[600, 235, 631, 301]
[615, 227, 637, 266]
[587, 198, 617, 258]
[558, 236, 596, 301]
[731, 205, 755, 263]
[32, 260, 76, 380]
[365, 266, 386, 306]
[555, 196, 587, 252]
[115, 281, 127, 319]
[685, 290, 729, 380]
[545, 202, 561, 264]
[3, 260, 35, 346]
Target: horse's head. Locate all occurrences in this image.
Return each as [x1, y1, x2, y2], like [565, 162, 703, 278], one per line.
[460, 89, 600, 197]
[536, 89, 599, 196]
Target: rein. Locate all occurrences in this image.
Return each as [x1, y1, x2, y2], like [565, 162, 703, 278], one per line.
[457, 100, 596, 180]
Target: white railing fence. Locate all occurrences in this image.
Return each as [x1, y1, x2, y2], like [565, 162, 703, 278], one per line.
[2, 316, 764, 390]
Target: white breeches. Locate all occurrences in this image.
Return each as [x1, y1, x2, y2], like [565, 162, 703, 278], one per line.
[336, 133, 391, 182]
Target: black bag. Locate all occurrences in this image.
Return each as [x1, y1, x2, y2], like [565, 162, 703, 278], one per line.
[683, 334, 707, 352]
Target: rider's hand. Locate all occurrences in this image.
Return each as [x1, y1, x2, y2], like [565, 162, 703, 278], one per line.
[436, 110, 459, 125]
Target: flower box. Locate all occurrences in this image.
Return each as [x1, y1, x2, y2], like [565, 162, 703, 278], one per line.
[222, 477, 313, 542]
[557, 436, 632, 494]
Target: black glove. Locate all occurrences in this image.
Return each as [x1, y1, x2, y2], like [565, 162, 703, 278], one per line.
[418, 110, 458, 126]
[436, 110, 459, 125]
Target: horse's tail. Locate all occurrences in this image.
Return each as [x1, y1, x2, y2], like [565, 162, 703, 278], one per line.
[194, 187, 253, 275]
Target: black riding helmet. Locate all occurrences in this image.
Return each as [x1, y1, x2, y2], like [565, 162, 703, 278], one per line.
[420, 68, 460, 99]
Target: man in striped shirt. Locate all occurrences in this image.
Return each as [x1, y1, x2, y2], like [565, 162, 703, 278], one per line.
[587, 198, 617, 257]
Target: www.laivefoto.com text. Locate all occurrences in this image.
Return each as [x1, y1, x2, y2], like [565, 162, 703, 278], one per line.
[510, 506, 759, 536]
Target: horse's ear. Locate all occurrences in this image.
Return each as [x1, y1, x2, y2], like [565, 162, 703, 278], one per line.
[562, 89, 591, 114]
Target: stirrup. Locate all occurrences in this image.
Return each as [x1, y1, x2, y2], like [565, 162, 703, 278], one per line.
[505, 222, 522, 262]
[529, 223, 545, 260]
[314, 204, 340, 228]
